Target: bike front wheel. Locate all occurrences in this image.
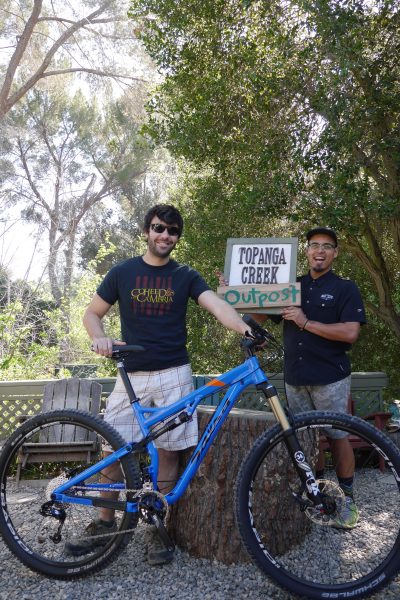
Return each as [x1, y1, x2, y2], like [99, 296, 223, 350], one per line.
[235, 411, 400, 599]
[0, 409, 141, 578]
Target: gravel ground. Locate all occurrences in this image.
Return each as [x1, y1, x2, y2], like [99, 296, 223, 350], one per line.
[1, 469, 400, 600]
[1, 519, 400, 600]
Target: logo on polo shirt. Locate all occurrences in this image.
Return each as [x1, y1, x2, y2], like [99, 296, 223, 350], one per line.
[321, 294, 334, 301]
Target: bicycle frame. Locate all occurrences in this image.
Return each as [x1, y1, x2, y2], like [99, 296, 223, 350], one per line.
[51, 352, 311, 512]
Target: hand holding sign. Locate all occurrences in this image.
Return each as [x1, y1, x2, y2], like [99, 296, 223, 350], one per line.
[217, 237, 301, 314]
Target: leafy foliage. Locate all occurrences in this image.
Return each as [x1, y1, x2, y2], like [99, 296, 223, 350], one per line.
[130, 1, 400, 310]
[129, 0, 400, 392]
[0, 241, 119, 380]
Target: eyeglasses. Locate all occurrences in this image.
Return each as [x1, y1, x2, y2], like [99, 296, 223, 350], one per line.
[308, 242, 336, 250]
[150, 223, 181, 236]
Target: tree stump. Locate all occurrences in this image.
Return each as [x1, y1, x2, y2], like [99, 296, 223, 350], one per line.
[167, 406, 313, 564]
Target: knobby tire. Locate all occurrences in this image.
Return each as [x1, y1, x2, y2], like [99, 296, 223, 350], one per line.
[235, 411, 400, 599]
[0, 409, 141, 579]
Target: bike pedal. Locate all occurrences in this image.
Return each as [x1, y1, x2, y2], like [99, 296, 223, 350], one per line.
[150, 514, 175, 552]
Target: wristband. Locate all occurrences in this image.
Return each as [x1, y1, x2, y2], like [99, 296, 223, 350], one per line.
[301, 319, 309, 331]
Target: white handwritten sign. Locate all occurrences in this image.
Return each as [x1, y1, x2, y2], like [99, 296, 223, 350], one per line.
[229, 243, 292, 285]
[219, 237, 299, 314]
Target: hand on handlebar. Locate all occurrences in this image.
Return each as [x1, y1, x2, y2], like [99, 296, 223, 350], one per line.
[242, 314, 276, 345]
[91, 337, 126, 356]
[245, 330, 268, 350]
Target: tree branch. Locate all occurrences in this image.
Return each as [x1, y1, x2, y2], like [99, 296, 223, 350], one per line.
[344, 220, 400, 337]
[17, 138, 51, 213]
[352, 144, 389, 192]
[37, 16, 124, 25]
[41, 68, 147, 82]
[0, 0, 43, 116]
[1, 0, 117, 117]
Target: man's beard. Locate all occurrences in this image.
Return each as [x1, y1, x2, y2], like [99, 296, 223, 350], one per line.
[311, 263, 325, 273]
[147, 238, 176, 258]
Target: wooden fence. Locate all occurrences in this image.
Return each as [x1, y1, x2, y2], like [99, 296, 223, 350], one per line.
[0, 372, 389, 441]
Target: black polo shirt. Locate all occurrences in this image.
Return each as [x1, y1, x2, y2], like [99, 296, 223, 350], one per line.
[283, 270, 366, 386]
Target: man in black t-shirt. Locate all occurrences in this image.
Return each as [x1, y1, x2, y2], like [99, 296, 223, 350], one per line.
[65, 204, 249, 564]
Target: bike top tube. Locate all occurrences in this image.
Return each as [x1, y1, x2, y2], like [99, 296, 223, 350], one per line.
[117, 355, 267, 434]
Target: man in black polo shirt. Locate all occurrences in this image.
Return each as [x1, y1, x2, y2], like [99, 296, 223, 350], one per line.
[281, 227, 366, 529]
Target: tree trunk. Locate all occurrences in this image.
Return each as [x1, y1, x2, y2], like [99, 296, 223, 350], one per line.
[167, 406, 311, 564]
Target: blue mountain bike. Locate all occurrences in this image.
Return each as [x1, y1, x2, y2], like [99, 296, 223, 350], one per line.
[1, 316, 400, 599]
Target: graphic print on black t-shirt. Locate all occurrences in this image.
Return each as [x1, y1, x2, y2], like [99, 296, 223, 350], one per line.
[131, 274, 175, 316]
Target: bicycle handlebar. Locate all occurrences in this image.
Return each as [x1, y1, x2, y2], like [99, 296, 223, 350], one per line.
[242, 314, 276, 343]
[92, 317, 278, 361]
[110, 345, 145, 359]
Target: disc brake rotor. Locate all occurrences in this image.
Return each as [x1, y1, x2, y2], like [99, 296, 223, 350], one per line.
[302, 479, 345, 525]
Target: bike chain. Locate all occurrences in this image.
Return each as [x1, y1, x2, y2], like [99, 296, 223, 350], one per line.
[47, 486, 169, 542]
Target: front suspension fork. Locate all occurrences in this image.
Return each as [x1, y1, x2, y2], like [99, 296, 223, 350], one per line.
[258, 383, 322, 503]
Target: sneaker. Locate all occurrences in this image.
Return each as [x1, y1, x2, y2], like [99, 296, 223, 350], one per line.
[146, 526, 174, 566]
[331, 496, 359, 530]
[387, 419, 400, 433]
[64, 519, 117, 557]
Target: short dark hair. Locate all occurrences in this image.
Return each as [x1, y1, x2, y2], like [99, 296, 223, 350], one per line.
[143, 204, 184, 237]
[306, 227, 338, 247]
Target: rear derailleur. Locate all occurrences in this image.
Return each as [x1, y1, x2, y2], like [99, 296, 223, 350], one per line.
[39, 501, 66, 543]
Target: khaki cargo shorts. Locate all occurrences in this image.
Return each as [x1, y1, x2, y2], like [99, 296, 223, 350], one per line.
[285, 375, 351, 439]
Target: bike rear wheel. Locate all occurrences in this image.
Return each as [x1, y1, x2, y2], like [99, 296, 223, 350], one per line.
[235, 411, 400, 599]
[0, 409, 141, 578]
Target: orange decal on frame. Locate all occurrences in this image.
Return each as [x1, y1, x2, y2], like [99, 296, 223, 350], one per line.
[205, 379, 225, 387]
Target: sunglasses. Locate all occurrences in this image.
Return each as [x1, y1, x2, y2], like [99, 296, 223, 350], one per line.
[150, 223, 181, 236]
[308, 242, 336, 250]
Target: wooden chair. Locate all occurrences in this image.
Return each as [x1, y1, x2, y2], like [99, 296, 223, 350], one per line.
[16, 378, 102, 485]
[320, 395, 391, 473]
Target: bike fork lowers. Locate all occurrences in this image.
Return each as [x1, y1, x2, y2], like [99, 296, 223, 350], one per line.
[257, 383, 321, 501]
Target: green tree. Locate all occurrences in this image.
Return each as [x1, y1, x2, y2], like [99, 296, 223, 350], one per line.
[0, 241, 121, 380]
[0, 0, 148, 119]
[1, 87, 155, 360]
[0, 266, 58, 377]
[3, 88, 152, 303]
[78, 149, 177, 273]
[130, 0, 400, 340]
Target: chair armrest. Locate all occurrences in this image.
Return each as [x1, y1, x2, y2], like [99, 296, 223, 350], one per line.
[363, 412, 392, 430]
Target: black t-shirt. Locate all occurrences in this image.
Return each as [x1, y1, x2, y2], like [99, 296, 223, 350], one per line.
[97, 256, 210, 371]
[283, 270, 366, 386]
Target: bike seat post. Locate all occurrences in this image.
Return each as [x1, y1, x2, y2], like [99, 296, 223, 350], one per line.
[117, 361, 139, 404]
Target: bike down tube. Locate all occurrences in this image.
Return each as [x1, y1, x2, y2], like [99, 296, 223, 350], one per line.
[164, 380, 266, 503]
[259, 382, 321, 499]
[160, 357, 270, 503]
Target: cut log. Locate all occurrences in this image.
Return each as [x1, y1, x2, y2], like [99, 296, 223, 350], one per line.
[167, 406, 313, 564]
